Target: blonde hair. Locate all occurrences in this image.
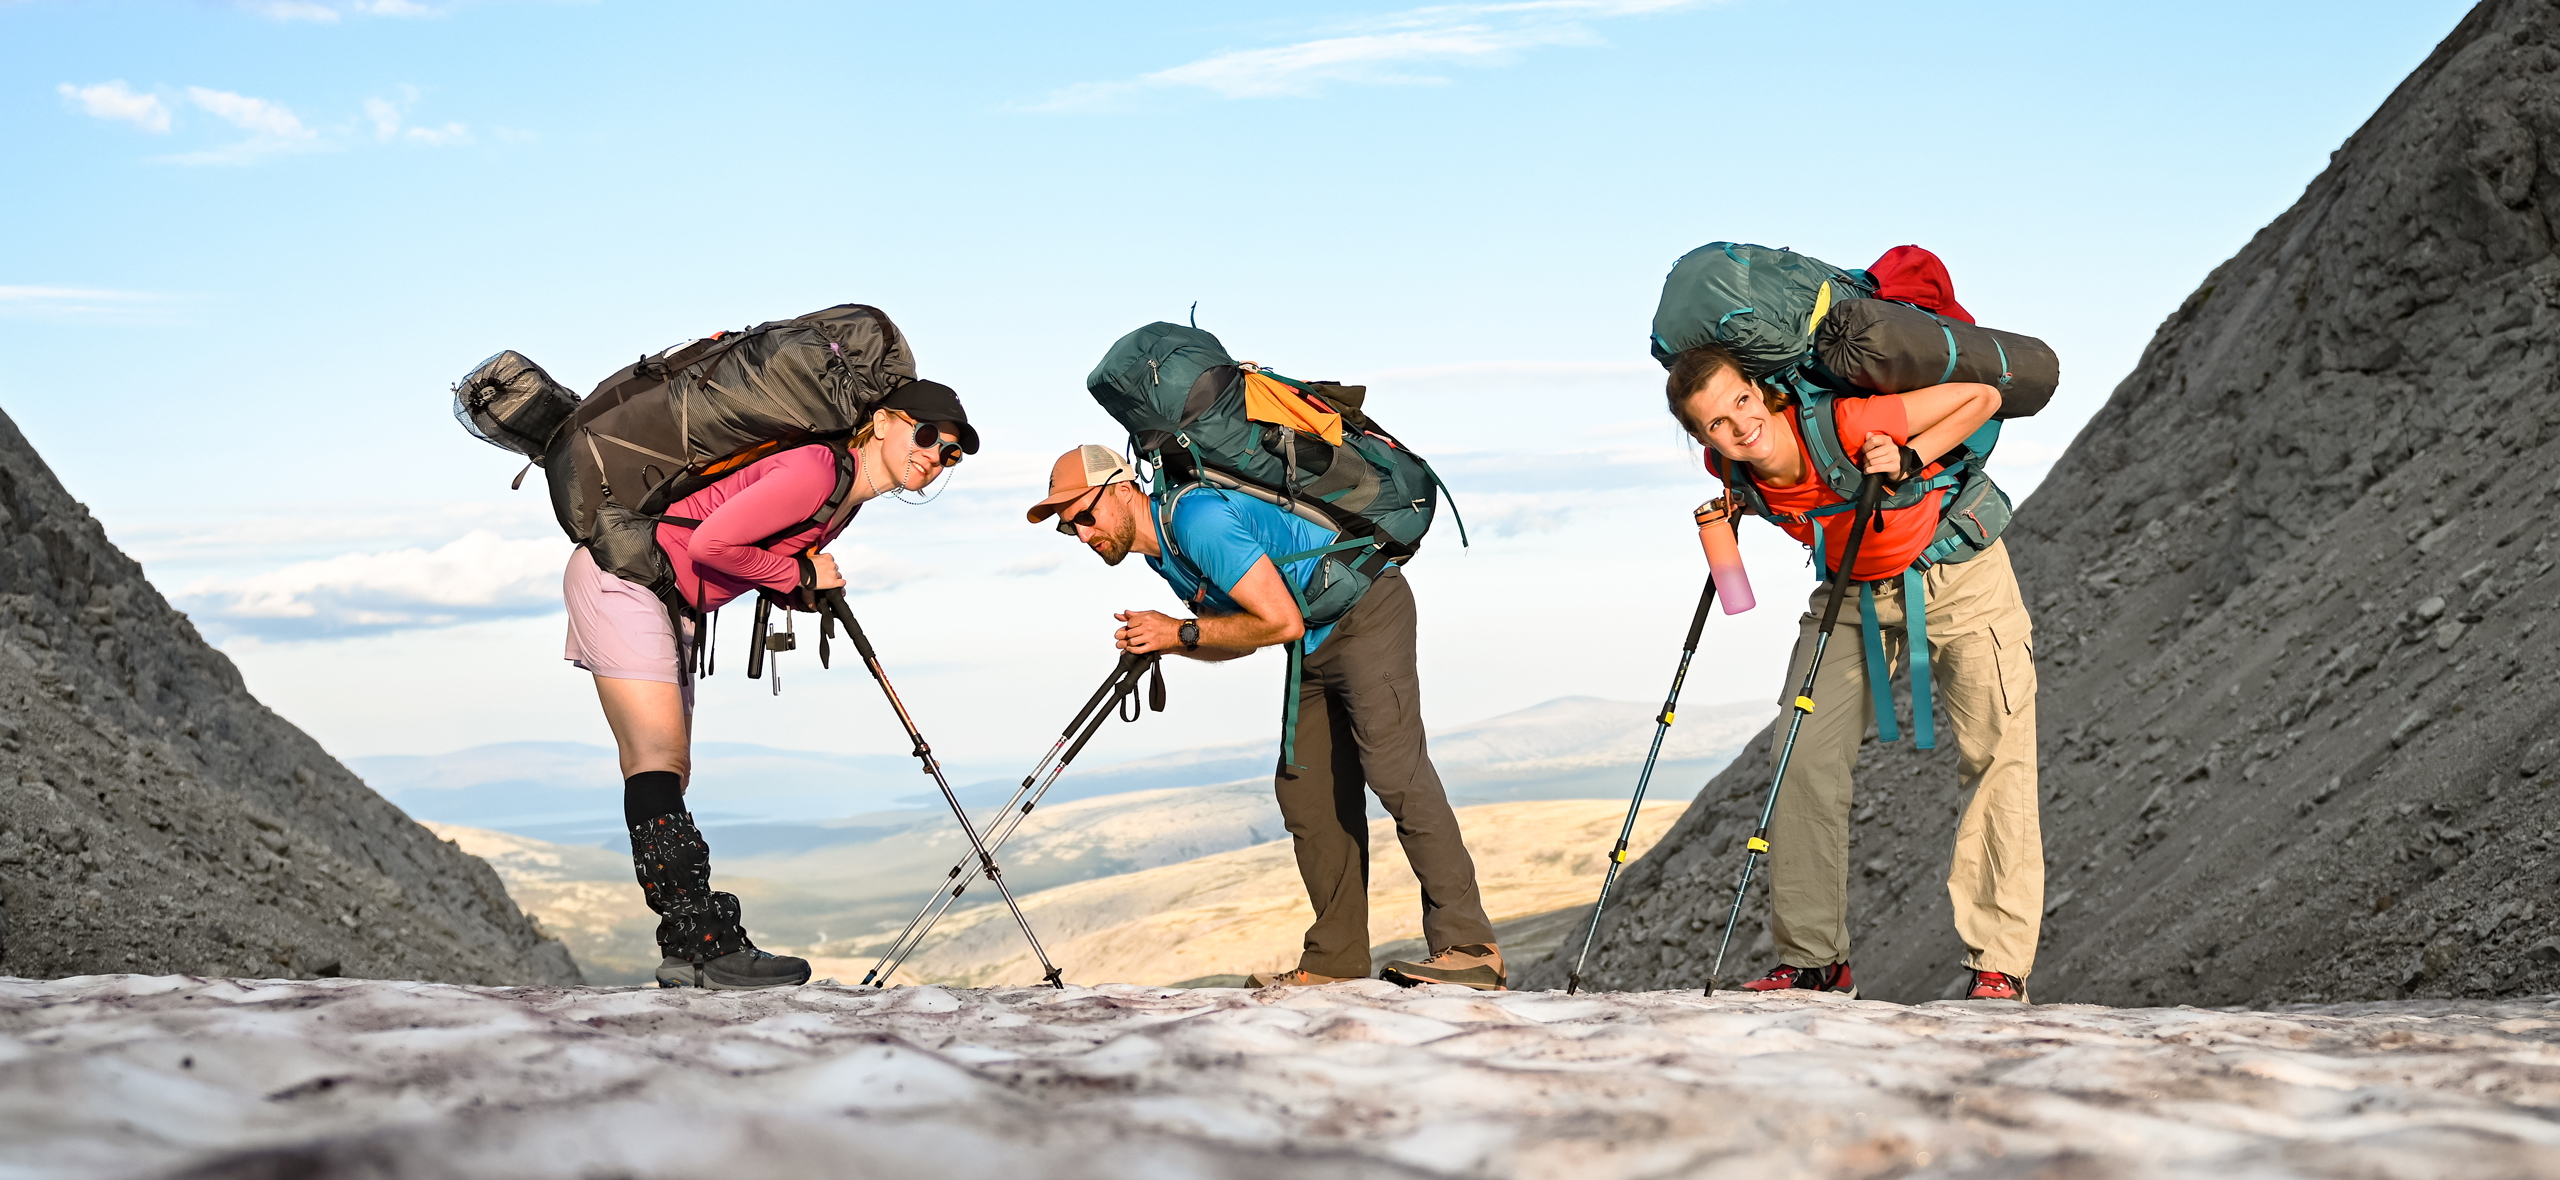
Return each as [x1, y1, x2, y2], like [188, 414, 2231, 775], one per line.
[853, 407, 917, 449]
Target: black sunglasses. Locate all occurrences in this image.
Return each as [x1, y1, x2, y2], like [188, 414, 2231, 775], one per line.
[1052, 485, 1107, 536]
[910, 420, 964, 467]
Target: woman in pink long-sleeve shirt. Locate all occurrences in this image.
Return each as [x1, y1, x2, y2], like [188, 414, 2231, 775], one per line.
[565, 378, 979, 989]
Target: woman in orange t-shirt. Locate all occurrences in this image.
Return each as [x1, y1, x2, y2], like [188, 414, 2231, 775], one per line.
[1667, 341, 2044, 1004]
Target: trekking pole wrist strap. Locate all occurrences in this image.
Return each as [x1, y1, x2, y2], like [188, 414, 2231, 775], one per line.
[793, 554, 820, 610]
[1892, 445, 1923, 485]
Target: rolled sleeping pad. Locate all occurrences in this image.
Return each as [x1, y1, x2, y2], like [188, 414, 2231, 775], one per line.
[1813, 299, 2058, 420]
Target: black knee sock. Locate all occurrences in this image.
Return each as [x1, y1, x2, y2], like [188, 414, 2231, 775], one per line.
[624, 771, 686, 829]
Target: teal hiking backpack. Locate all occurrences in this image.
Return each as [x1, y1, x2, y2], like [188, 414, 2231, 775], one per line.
[1086, 321, 1463, 764]
[1655, 242, 2046, 750]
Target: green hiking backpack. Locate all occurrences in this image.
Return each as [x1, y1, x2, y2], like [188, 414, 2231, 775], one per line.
[1086, 322, 1461, 616]
[1650, 241, 1878, 377]
[1086, 321, 1463, 763]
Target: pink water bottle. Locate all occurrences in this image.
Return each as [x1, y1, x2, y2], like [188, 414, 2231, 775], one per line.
[1694, 498, 1756, 615]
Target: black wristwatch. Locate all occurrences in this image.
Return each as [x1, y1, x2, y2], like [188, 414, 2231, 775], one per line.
[1178, 619, 1200, 651]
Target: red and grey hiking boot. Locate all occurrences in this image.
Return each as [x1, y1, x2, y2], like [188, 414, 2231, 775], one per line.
[1966, 970, 2030, 1002]
[1739, 962, 1856, 998]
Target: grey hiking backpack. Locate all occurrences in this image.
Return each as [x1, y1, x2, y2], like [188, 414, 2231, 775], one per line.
[452, 303, 916, 614]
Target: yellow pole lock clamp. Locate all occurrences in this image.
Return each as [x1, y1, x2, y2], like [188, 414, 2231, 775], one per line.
[1794, 696, 1816, 713]
[1747, 837, 1770, 853]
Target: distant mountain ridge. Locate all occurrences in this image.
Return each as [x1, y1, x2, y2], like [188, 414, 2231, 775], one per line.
[365, 694, 1772, 840]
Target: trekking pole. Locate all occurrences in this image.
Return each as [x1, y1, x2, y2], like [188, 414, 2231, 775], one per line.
[859, 651, 1149, 986]
[818, 588, 1067, 989]
[865, 652, 1161, 987]
[1566, 572, 1717, 995]
[1706, 472, 1886, 996]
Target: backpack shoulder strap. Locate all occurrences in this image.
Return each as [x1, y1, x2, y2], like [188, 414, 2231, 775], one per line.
[746, 439, 862, 549]
[1152, 482, 1215, 587]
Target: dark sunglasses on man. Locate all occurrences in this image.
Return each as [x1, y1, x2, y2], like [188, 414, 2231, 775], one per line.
[1052, 485, 1106, 536]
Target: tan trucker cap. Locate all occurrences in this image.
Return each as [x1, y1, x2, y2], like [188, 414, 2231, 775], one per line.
[1025, 444, 1139, 523]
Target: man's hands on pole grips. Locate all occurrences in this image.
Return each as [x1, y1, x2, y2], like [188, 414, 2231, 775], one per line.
[1114, 609, 1187, 655]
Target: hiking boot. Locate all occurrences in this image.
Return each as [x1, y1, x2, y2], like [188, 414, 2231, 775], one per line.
[1738, 962, 1856, 998]
[656, 947, 812, 990]
[1380, 943, 1505, 991]
[1247, 968, 1352, 988]
[1966, 970, 2029, 1003]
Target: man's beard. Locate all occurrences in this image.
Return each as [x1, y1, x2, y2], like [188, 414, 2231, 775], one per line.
[1093, 517, 1132, 566]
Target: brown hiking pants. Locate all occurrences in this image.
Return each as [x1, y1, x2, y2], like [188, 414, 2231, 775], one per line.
[1280, 566, 1497, 979]
[1765, 539, 2043, 978]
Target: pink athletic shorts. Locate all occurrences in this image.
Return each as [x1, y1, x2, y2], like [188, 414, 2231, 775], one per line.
[563, 547, 695, 709]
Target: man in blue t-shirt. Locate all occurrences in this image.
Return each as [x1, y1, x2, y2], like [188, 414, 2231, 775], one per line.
[1029, 444, 1502, 990]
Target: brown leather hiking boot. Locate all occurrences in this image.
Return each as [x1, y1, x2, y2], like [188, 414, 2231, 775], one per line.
[1248, 968, 1352, 987]
[1380, 943, 1504, 991]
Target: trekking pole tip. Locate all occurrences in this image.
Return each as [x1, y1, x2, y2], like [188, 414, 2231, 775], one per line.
[1044, 967, 1066, 990]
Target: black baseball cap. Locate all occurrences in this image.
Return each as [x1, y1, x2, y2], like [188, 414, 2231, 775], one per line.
[879, 379, 980, 454]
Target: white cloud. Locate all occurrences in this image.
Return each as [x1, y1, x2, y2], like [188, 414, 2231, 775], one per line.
[241, 1, 342, 20]
[1030, 0, 1701, 111]
[0, 286, 170, 321]
[174, 531, 929, 641]
[406, 122, 473, 146]
[365, 87, 473, 146]
[57, 81, 171, 133]
[160, 87, 324, 165]
[997, 553, 1066, 578]
[187, 87, 311, 139]
[238, 0, 443, 19]
[179, 530, 568, 639]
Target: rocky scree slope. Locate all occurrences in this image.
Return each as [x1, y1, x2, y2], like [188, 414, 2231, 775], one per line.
[1526, 0, 2560, 1005]
[0, 408, 579, 984]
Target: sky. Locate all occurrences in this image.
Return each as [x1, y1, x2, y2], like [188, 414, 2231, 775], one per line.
[0, 0, 2475, 780]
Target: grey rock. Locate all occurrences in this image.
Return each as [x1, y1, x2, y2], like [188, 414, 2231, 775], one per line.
[2392, 710, 2434, 748]
[1525, 0, 2560, 1006]
[0, 406, 578, 986]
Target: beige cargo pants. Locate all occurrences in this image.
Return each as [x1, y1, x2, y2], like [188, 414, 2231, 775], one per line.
[1764, 538, 2042, 977]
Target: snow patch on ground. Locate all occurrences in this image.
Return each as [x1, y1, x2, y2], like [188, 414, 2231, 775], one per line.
[6, 974, 2560, 1178]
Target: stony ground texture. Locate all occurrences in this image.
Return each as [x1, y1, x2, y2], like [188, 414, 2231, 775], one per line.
[0, 408, 577, 985]
[1529, 0, 2560, 1004]
[6, 975, 2560, 1179]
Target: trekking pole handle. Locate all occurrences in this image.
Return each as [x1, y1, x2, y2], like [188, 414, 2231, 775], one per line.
[820, 589, 882, 666]
[1064, 654, 1155, 764]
